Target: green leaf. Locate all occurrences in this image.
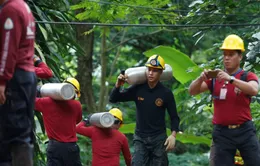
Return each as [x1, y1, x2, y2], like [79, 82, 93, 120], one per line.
[143, 46, 201, 84]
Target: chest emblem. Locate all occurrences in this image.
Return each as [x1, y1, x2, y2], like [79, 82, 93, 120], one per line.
[155, 98, 163, 106]
[138, 97, 144, 101]
[234, 87, 241, 95]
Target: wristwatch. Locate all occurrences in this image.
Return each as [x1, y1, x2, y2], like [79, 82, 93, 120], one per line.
[229, 76, 235, 84]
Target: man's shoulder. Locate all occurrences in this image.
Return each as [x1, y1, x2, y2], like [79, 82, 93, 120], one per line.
[158, 82, 172, 92]
[37, 96, 52, 102]
[1, 1, 21, 14]
[67, 99, 81, 106]
[245, 71, 258, 82]
[1, 0, 31, 18]
[114, 130, 127, 139]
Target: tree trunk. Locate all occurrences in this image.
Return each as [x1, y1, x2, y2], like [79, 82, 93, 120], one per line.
[98, 27, 108, 112]
[75, 24, 97, 113]
[72, 0, 96, 112]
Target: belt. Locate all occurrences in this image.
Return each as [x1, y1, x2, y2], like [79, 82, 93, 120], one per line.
[48, 139, 76, 144]
[227, 124, 240, 129]
[215, 121, 251, 129]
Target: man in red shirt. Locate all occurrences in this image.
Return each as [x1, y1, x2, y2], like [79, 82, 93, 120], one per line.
[0, 0, 37, 166]
[189, 34, 260, 165]
[35, 77, 82, 166]
[76, 108, 132, 166]
[33, 55, 53, 79]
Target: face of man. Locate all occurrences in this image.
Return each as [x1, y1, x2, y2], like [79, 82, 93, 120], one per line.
[223, 50, 242, 71]
[146, 67, 162, 83]
[111, 118, 121, 130]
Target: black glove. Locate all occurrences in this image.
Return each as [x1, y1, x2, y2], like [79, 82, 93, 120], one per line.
[34, 55, 42, 66]
[83, 118, 90, 125]
[36, 86, 42, 97]
[83, 114, 93, 126]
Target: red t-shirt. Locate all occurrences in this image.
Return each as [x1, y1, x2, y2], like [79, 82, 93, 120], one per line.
[76, 122, 132, 166]
[206, 70, 258, 125]
[0, 0, 35, 85]
[35, 97, 82, 142]
[35, 62, 53, 79]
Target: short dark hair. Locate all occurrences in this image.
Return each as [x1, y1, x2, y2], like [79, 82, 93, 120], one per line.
[235, 50, 242, 55]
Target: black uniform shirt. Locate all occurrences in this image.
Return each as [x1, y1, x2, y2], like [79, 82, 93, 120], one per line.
[109, 82, 180, 137]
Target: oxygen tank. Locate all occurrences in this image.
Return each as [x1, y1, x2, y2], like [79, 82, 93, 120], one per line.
[89, 112, 115, 128]
[124, 64, 173, 85]
[125, 66, 146, 85]
[160, 64, 173, 81]
[40, 83, 75, 100]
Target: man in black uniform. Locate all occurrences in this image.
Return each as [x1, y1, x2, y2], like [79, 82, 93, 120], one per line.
[109, 55, 180, 166]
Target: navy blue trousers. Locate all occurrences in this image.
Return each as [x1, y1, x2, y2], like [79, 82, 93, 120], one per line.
[0, 69, 37, 164]
[210, 121, 260, 166]
[47, 140, 82, 166]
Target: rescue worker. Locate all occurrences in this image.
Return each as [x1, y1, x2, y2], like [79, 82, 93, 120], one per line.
[33, 55, 53, 79]
[76, 108, 132, 166]
[109, 55, 180, 166]
[34, 77, 82, 166]
[189, 34, 260, 165]
[0, 0, 37, 165]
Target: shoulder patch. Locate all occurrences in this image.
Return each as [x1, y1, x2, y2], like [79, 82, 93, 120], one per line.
[4, 18, 13, 30]
[155, 98, 163, 107]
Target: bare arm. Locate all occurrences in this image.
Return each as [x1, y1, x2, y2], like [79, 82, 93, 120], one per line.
[217, 71, 259, 96]
[189, 71, 210, 95]
[232, 80, 258, 96]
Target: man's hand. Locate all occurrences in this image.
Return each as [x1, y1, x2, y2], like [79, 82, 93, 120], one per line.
[33, 55, 42, 66]
[83, 118, 90, 125]
[164, 135, 176, 152]
[83, 114, 93, 126]
[216, 70, 230, 82]
[0, 84, 6, 104]
[33, 55, 41, 62]
[199, 69, 210, 82]
[115, 74, 126, 88]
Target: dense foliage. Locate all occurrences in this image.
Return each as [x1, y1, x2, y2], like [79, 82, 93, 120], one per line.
[29, 0, 260, 165]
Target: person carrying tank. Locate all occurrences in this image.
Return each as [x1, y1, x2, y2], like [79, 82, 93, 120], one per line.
[109, 55, 180, 166]
[34, 77, 82, 166]
[189, 34, 260, 165]
[33, 54, 53, 79]
[0, 0, 37, 165]
[76, 108, 132, 166]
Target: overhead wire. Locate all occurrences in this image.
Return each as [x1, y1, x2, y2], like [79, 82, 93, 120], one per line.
[35, 21, 260, 28]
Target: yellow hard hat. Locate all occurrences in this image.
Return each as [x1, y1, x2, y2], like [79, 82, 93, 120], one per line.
[109, 108, 123, 122]
[64, 77, 81, 97]
[220, 34, 245, 52]
[145, 55, 165, 70]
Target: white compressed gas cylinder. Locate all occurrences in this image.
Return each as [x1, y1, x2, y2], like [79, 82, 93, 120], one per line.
[125, 66, 146, 85]
[89, 112, 115, 128]
[40, 83, 76, 100]
[124, 64, 173, 85]
[160, 64, 173, 81]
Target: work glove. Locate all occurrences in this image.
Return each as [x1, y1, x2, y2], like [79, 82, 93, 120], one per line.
[36, 86, 42, 97]
[83, 114, 93, 126]
[33, 55, 42, 66]
[164, 135, 176, 152]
